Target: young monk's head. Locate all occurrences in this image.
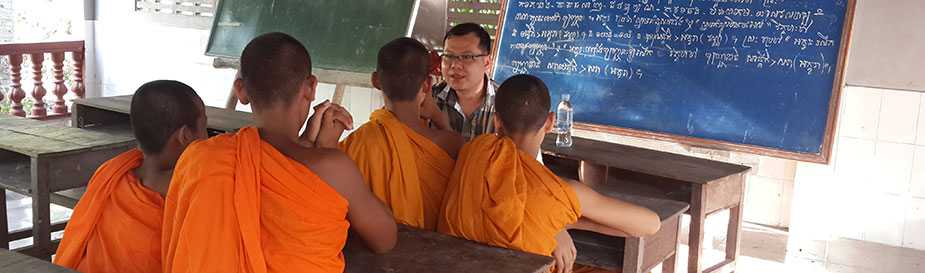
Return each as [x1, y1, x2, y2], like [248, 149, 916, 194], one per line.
[234, 32, 318, 128]
[130, 80, 208, 161]
[372, 37, 431, 107]
[494, 74, 554, 148]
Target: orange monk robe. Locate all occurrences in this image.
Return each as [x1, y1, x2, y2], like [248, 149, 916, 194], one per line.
[340, 109, 454, 230]
[54, 149, 164, 273]
[438, 134, 582, 256]
[162, 127, 350, 273]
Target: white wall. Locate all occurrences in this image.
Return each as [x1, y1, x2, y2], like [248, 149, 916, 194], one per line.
[789, 85, 925, 252]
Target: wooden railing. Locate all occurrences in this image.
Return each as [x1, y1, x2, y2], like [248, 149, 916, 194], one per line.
[0, 41, 85, 118]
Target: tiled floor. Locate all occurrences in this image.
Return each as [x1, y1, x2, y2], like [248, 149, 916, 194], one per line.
[3, 191, 923, 272]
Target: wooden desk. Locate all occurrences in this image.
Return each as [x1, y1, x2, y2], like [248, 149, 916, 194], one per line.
[543, 136, 750, 273]
[0, 249, 76, 273]
[345, 225, 553, 273]
[572, 192, 689, 273]
[73, 95, 254, 134]
[0, 115, 135, 259]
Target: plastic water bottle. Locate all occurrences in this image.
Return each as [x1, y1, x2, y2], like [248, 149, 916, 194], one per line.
[556, 94, 573, 148]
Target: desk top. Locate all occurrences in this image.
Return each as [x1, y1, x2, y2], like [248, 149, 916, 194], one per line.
[0, 249, 77, 273]
[74, 95, 254, 133]
[542, 135, 750, 184]
[345, 225, 552, 273]
[0, 115, 134, 157]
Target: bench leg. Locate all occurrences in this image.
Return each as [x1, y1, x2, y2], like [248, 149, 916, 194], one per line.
[31, 157, 51, 260]
[688, 185, 706, 273]
[663, 213, 684, 273]
[622, 237, 645, 273]
[0, 189, 8, 249]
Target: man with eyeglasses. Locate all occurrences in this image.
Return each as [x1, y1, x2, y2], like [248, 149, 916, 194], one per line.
[433, 23, 499, 141]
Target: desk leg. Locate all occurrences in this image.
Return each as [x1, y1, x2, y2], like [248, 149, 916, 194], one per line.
[687, 185, 706, 273]
[30, 158, 51, 260]
[623, 237, 645, 273]
[579, 161, 608, 187]
[725, 185, 745, 263]
[0, 190, 8, 249]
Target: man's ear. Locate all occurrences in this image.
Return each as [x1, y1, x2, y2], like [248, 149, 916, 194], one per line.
[176, 126, 195, 147]
[483, 54, 492, 71]
[543, 112, 555, 134]
[371, 71, 382, 90]
[302, 74, 319, 101]
[233, 78, 250, 105]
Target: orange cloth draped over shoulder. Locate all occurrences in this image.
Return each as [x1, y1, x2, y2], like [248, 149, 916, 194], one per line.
[54, 149, 164, 273]
[438, 134, 581, 256]
[340, 109, 454, 230]
[162, 127, 350, 273]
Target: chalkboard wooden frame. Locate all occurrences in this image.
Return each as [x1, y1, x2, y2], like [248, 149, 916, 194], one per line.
[490, 0, 857, 164]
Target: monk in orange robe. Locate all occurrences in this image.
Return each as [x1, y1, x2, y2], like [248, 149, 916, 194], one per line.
[340, 38, 463, 230]
[54, 80, 209, 273]
[439, 74, 661, 273]
[162, 32, 397, 273]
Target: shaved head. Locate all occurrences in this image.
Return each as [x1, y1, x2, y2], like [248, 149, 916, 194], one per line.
[239, 32, 312, 108]
[495, 74, 551, 134]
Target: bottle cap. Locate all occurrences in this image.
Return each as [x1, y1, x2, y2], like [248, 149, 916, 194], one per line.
[562, 94, 570, 101]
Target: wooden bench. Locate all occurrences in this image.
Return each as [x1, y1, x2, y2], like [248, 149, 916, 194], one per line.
[0, 248, 77, 273]
[570, 192, 688, 273]
[0, 115, 135, 259]
[345, 225, 553, 273]
[543, 136, 750, 273]
[73, 95, 254, 134]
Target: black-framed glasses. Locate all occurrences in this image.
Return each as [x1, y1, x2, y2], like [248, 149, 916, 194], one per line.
[440, 53, 488, 63]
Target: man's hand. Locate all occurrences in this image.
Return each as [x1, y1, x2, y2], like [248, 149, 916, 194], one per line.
[420, 89, 451, 130]
[314, 103, 353, 148]
[300, 100, 354, 148]
[552, 229, 576, 273]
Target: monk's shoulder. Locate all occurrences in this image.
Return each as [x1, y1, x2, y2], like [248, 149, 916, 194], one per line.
[300, 148, 356, 178]
[430, 129, 465, 158]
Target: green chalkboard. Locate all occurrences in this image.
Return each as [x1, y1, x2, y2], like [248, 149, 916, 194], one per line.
[206, 0, 417, 73]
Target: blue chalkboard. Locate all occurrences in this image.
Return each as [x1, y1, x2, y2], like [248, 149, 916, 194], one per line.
[493, 0, 854, 161]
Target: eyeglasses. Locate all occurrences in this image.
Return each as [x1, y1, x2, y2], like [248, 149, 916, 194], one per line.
[440, 53, 488, 63]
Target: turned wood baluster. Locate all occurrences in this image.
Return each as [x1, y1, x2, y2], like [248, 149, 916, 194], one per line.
[29, 53, 47, 118]
[9, 54, 26, 117]
[51, 52, 69, 114]
[71, 49, 85, 99]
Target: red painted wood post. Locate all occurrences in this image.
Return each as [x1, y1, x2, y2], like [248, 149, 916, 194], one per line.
[9, 54, 26, 117]
[29, 53, 47, 118]
[71, 49, 85, 99]
[51, 52, 69, 114]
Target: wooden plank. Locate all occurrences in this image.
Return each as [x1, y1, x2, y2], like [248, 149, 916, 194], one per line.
[0, 123, 134, 157]
[542, 134, 750, 184]
[344, 225, 553, 273]
[74, 96, 255, 133]
[0, 249, 77, 273]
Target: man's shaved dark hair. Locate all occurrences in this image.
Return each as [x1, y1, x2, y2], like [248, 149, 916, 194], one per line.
[495, 74, 551, 133]
[130, 80, 203, 154]
[377, 37, 430, 101]
[240, 32, 312, 107]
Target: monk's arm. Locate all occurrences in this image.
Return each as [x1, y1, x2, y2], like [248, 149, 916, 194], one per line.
[315, 151, 398, 253]
[567, 218, 629, 237]
[568, 181, 661, 237]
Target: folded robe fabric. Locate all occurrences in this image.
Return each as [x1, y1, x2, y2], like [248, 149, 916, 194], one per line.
[55, 149, 164, 273]
[162, 127, 350, 273]
[340, 109, 454, 230]
[438, 134, 581, 256]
